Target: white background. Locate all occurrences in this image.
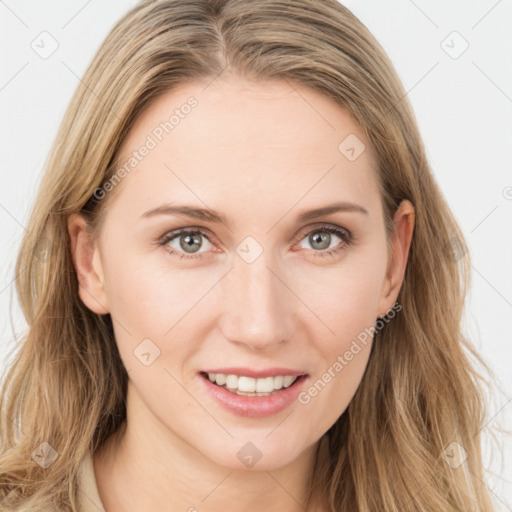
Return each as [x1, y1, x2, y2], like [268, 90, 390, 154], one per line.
[1, 0, 511, 508]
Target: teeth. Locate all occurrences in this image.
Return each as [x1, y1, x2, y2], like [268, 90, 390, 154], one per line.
[225, 375, 238, 389]
[256, 376, 274, 393]
[283, 376, 296, 388]
[238, 376, 256, 392]
[273, 375, 284, 390]
[207, 373, 300, 394]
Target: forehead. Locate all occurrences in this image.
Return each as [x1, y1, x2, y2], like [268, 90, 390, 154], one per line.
[108, 77, 381, 224]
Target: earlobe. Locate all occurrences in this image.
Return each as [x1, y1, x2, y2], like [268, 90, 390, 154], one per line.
[67, 213, 110, 315]
[378, 199, 415, 315]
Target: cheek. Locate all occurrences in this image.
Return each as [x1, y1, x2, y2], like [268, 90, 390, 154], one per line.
[100, 250, 221, 379]
[297, 288, 376, 438]
[297, 248, 386, 343]
[297, 340, 372, 439]
[102, 248, 210, 334]
[294, 254, 385, 432]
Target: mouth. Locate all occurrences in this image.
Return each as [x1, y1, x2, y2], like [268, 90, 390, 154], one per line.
[199, 371, 308, 397]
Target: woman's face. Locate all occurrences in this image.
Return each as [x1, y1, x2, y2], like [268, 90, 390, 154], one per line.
[72, 76, 412, 471]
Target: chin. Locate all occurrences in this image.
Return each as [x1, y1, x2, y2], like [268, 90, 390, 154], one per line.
[200, 432, 311, 472]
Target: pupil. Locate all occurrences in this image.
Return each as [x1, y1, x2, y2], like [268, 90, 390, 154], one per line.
[181, 234, 201, 253]
[311, 232, 330, 250]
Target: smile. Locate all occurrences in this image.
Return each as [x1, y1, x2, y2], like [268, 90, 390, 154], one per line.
[198, 369, 309, 417]
[204, 372, 300, 396]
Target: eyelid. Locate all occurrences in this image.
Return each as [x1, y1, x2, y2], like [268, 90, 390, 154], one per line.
[156, 226, 216, 246]
[292, 222, 353, 244]
[157, 228, 217, 260]
[157, 222, 351, 245]
[157, 222, 354, 259]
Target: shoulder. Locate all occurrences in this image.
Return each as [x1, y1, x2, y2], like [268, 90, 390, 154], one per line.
[77, 453, 106, 512]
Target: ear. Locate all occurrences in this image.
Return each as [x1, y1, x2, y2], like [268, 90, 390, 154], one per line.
[377, 199, 415, 317]
[68, 213, 110, 315]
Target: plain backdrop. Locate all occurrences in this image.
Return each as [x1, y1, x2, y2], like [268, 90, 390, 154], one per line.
[1, 0, 511, 508]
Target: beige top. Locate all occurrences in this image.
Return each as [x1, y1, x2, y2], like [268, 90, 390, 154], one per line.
[78, 453, 106, 511]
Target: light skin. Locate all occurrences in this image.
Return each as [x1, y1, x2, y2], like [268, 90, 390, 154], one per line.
[68, 76, 414, 511]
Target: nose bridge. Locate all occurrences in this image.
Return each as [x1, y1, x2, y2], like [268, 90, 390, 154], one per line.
[218, 248, 293, 349]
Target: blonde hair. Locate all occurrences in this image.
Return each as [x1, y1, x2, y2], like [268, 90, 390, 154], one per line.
[0, 0, 500, 510]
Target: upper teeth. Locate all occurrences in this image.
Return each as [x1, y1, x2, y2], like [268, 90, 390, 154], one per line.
[207, 373, 298, 393]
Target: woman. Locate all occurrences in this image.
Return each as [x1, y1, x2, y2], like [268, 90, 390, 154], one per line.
[0, 0, 498, 510]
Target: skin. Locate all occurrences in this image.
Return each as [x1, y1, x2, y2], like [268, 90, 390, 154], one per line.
[68, 76, 414, 512]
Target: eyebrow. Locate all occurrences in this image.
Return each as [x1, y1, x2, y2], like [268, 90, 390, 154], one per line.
[141, 201, 368, 225]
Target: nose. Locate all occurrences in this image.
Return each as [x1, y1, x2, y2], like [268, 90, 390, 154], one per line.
[218, 250, 295, 351]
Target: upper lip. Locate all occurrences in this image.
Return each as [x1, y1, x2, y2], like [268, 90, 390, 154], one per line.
[201, 367, 307, 378]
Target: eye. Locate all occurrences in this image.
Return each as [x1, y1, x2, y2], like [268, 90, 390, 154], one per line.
[158, 228, 214, 260]
[157, 223, 353, 260]
[295, 224, 353, 259]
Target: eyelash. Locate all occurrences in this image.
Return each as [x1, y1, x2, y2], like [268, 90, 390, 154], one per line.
[156, 223, 353, 261]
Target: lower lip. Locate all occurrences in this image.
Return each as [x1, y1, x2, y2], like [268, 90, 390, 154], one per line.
[199, 373, 308, 418]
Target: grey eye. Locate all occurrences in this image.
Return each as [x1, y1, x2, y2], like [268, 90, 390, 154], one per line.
[300, 229, 342, 251]
[166, 231, 212, 254]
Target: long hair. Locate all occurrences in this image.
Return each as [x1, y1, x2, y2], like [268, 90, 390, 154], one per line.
[0, 0, 500, 510]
